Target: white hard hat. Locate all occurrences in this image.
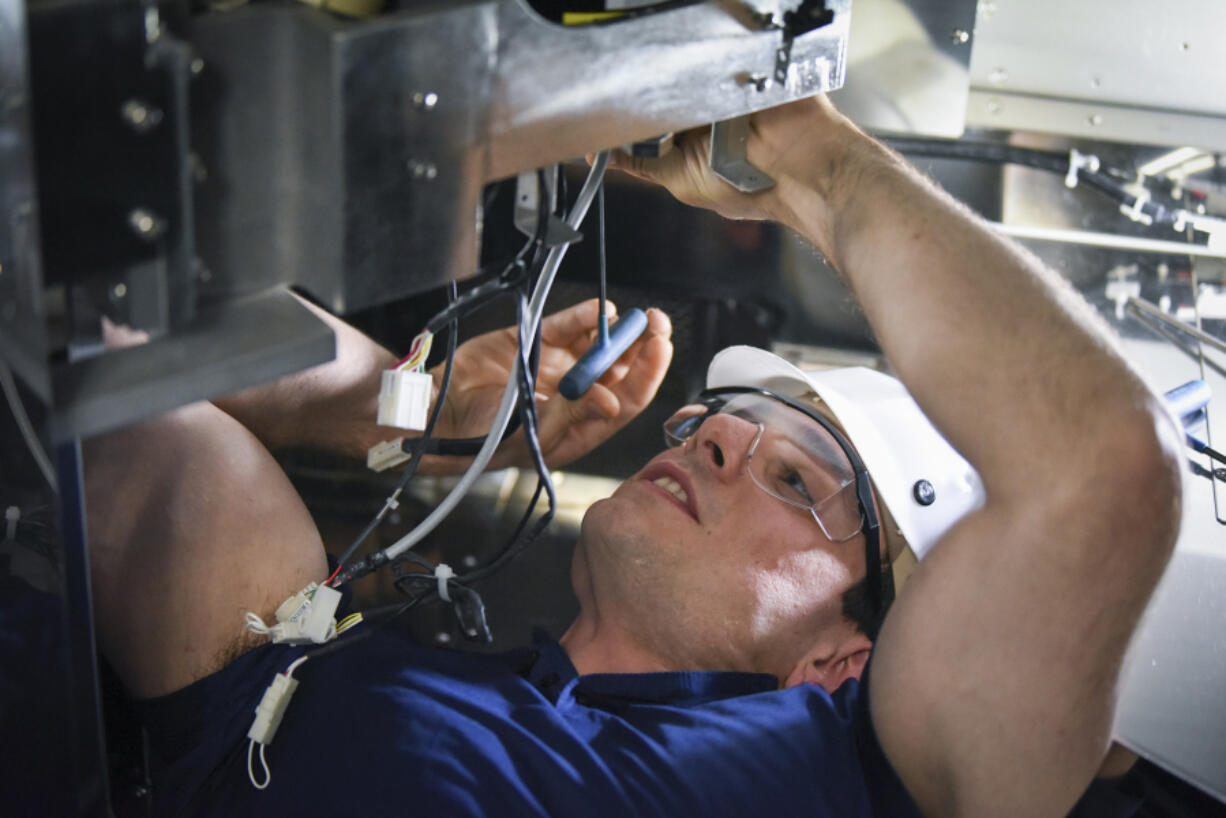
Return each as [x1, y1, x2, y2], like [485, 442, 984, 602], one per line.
[707, 346, 984, 561]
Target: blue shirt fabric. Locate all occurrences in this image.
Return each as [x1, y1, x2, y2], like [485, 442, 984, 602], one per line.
[134, 627, 921, 817]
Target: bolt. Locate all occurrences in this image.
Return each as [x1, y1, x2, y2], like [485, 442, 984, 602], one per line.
[121, 99, 163, 133]
[112, 283, 127, 300]
[191, 57, 205, 76]
[951, 28, 970, 44]
[408, 160, 438, 180]
[128, 208, 166, 240]
[1087, 113, 1103, 126]
[435, 631, 452, 645]
[412, 91, 439, 111]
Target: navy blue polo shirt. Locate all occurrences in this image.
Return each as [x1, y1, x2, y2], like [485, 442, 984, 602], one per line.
[134, 628, 921, 816]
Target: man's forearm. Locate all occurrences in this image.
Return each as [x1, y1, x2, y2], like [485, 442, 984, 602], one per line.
[212, 293, 399, 456]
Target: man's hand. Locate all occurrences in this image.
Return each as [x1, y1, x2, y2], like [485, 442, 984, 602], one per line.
[427, 299, 673, 474]
[602, 95, 857, 247]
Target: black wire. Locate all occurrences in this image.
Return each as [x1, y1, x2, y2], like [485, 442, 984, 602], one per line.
[332, 282, 460, 583]
[882, 137, 1197, 231]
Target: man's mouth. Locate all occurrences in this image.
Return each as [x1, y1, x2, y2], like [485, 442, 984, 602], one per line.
[639, 464, 699, 521]
[651, 476, 689, 507]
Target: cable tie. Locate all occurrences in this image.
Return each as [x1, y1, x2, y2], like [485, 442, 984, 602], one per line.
[435, 563, 455, 602]
[5, 506, 19, 542]
[385, 496, 400, 512]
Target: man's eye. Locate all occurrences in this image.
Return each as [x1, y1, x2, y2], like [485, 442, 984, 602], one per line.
[777, 467, 815, 505]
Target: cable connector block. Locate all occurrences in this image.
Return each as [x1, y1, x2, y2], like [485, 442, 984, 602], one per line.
[377, 370, 433, 431]
[247, 672, 299, 745]
[367, 437, 411, 472]
[274, 581, 318, 625]
[269, 583, 342, 645]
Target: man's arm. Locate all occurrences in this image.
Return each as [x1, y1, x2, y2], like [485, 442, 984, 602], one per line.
[214, 294, 673, 473]
[615, 97, 1182, 816]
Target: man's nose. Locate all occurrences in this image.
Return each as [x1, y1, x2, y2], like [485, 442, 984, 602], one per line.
[691, 413, 758, 481]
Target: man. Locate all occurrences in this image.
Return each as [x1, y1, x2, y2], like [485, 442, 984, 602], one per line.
[85, 95, 1181, 816]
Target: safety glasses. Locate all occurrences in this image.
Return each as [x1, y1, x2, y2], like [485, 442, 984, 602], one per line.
[663, 387, 886, 618]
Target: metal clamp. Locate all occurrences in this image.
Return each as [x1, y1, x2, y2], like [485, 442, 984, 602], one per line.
[710, 116, 775, 193]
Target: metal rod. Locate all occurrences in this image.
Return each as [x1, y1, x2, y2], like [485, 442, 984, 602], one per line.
[992, 222, 1226, 259]
[1126, 296, 1226, 357]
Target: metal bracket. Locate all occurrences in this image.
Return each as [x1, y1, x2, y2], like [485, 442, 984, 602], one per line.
[513, 166, 583, 248]
[710, 115, 775, 193]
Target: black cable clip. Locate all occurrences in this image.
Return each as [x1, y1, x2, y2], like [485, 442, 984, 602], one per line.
[774, 0, 835, 84]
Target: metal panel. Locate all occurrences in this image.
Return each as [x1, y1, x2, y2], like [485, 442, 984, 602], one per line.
[190, 0, 852, 314]
[968, 0, 1226, 150]
[49, 289, 335, 442]
[0, 0, 47, 400]
[828, 0, 979, 139]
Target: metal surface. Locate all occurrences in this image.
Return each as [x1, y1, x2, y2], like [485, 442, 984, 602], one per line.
[994, 223, 1226, 260]
[49, 289, 335, 442]
[190, 0, 851, 314]
[968, 0, 1226, 150]
[827, 0, 979, 138]
[1111, 325, 1226, 804]
[0, 0, 47, 400]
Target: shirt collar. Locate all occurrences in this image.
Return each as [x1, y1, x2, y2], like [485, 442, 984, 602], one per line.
[508, 629, 779, 706]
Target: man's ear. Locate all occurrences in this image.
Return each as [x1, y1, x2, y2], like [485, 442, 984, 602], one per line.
[783, 633, 873, 693]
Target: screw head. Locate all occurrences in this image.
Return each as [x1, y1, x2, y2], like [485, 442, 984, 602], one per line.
[112, 283, 128, 299]
[120, 99, 163, 133]
[412, 91, 439, 111]
[913, 480, 936, 506]
[128, 208, 166, 240]
[191, 57, 205, 76]
[1087, 113, 1103, 126]
[951, 28, 970, 44]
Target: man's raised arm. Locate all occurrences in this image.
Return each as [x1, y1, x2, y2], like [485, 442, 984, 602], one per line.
[614, 97, 1182, 817]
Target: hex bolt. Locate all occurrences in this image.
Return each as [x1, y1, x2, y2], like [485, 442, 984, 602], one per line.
[121, 99, 163, 133]
[951, 28, 970, 44]
[412, 91, 439, 111]
[128, 208, 166, 241]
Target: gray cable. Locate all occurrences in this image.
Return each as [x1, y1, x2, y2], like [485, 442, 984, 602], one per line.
[0, 358, 57, 492]
[381, 152, 609, 562]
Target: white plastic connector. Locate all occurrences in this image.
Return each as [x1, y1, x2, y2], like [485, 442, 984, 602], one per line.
[247, 672, 299, 745]
[367, 437, 411, 472]
[275, 582, 318, 625]
[377, 370, 433, 431]
[297, 584, 342, 643]
[257, 582, 343, 645]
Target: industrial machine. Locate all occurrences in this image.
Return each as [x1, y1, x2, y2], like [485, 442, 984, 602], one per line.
[2, 0, 1225, 812]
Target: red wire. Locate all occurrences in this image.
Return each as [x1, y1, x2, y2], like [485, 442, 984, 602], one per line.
[323, 563, 342, 588]
[394, 334, 425, 369]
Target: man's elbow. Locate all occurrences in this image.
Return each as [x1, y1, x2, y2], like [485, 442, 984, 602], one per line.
[1104, 399, 1184, 571]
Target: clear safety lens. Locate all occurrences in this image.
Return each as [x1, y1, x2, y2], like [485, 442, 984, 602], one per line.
[663, 393, 864, 542]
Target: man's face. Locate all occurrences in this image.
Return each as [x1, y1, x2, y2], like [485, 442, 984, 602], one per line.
[574, 401, 872, 681]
